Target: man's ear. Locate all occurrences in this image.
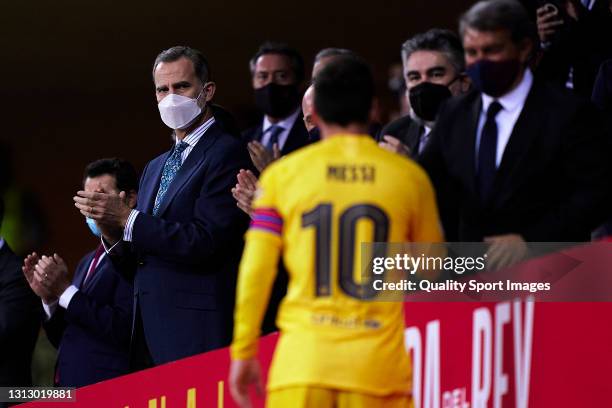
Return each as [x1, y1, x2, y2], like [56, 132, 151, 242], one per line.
[203, 82, 216, 102]
[518, 38, 534, 65]
[460, 74, 472, 93]
[127, 190, 138, 209]
[311, 106, 321, 127]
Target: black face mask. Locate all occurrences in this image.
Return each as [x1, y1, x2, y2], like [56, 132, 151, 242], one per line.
[308, 126, 320, 142]
[409, 81, 453, 122]
[254, 83, 300, 118]
[466, 59, 521, 97]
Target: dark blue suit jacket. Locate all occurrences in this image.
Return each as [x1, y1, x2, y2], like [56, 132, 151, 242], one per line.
[112, 121, 251, 365]
[43, 250, 132, 388]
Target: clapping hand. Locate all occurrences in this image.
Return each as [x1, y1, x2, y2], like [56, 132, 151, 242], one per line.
[247, 141, 280, 172]
[232, 169, 258, 217]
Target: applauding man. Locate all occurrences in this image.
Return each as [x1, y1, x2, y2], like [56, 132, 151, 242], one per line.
[23, 158, 135, 387]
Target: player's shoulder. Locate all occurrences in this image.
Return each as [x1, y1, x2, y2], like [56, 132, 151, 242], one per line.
[261, 141, 326, 179]
[374, 143, 431, 183]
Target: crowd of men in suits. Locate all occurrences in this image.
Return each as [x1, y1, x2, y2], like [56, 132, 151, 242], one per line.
[1, 0, 611, 400]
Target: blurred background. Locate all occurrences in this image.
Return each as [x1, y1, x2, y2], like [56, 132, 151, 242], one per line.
[1, 0, 474, 384]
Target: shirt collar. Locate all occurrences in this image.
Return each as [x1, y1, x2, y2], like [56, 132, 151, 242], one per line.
[263, 108, 300, 133]
[175, 117, 216, 147]
[482, 68, 533, 115]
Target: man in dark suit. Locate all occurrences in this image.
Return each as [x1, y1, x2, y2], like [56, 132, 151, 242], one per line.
[242, 42, 310, 172]
[378, 29, 471, 159]
[0, 197, 39, 406]
[420, 0, 610, 267]
[232, 47, 359, 217]
[23, 158, 135, 387]
[74, 46, 251, 369]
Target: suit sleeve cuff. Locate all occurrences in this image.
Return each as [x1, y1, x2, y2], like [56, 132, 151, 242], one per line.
[42, 299, 58, 320]
[123, 209, 140, 242]
[59, 285, 79, 309]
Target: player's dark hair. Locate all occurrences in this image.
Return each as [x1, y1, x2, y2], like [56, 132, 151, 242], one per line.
[83, 158, 139, 193]
[314, 48, 355, 63]
[314, 55, 374, 126]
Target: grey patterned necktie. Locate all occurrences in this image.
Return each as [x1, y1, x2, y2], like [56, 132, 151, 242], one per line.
[153, 141, 189, 216]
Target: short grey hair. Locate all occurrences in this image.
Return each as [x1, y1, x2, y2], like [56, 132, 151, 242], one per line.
[152, 46, 211, 83]
[459, 0, 536, 44]
[401, 28, 465, 74]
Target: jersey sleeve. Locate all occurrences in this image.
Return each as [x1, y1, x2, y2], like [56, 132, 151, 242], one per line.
[231, 168, 284, 360]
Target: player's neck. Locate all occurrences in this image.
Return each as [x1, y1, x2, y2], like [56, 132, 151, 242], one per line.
[320, 123, 369, 140]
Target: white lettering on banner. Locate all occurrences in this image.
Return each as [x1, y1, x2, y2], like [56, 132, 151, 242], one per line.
[405, 300, 535, 408]
[442, 388, 469, 408]
[424, 321, 441, 408]
[494, 303, 511, 408]
[472, 308, 492, 408]
[513, 298, 534, 408]
[405, 327, 423, 408]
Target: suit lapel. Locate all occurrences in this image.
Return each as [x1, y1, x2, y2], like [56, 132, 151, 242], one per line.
[73, 252, 93, 289]
[406, 121, 422, 154]
[154, 123, 220, 217]
[0, 245, 9, 271]
[281, 117, 307, 155]
[459, 94, 482, 195]
[82, 255, 108, 292]
[139, 151, 171, 215]
[254, 125, 264, 143]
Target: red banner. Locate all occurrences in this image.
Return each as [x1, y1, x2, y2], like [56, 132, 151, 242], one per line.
[19, 243, 612, 408]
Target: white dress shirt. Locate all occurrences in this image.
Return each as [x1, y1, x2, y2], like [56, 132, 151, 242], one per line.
[261, 108, 301, 151]
[475, 69, 534, 168]
[118, 117, 216, 245]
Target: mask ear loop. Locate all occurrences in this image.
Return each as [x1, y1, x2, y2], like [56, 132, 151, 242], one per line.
[445, 75, 461, 87]
[195, 83, 209, 113]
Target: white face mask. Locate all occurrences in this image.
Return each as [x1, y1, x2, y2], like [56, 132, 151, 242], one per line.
[157, 89, 204, 129]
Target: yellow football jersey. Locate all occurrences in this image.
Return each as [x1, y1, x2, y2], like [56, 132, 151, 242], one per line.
[231, 134, 443, 396]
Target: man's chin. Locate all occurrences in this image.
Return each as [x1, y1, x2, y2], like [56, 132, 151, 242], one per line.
[409, 109, 435, 128]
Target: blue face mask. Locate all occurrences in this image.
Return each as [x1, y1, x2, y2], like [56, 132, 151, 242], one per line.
[86, 217, 102, 237]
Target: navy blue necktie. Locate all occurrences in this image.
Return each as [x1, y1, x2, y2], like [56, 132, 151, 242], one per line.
[265, 125, 284, 152]
[477, 101, 503, 202]
[153, 141, 189, 216]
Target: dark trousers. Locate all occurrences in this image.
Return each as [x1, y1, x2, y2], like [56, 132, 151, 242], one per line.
[130, 300, 154, 372]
